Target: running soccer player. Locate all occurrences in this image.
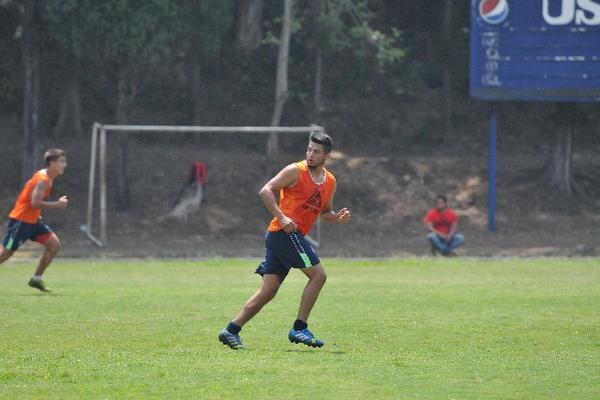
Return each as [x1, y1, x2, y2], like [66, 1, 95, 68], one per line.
[218, 132, 351, 350]
[0, 149, 68, 292]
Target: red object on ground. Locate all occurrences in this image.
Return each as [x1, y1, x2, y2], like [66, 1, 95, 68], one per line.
[189, 162, 207, 184]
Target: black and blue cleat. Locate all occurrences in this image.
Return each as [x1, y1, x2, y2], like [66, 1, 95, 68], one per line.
[288, 328, 324, 348]
[218, 329, 245, 350]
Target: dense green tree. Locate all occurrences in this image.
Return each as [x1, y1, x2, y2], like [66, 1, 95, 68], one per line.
[44, 0, 185, 210]
[178, 0, 234, 124]
[20, 0, 44, 180]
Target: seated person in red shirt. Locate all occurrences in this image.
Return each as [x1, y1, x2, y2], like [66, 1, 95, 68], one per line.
[424, 195, 464, 256]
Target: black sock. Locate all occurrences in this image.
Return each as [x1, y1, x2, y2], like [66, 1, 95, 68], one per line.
[226, 322, 241, 335]
[293, 319, 308, 331]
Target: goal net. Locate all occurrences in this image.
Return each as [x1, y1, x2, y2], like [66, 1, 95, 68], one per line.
[81, 122, 324, 253]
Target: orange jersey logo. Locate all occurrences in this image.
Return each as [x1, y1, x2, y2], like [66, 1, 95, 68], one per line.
[9, 170, 52, 223]
[268, 161, 336, 235]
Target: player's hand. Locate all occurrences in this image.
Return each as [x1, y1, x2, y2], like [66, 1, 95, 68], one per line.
[336, 208, 351, 224]
[279, 215, 298, 233]
[57, 195, 68, 209]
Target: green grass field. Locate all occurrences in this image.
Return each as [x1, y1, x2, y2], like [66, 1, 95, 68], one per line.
[0, 258, 598, 399]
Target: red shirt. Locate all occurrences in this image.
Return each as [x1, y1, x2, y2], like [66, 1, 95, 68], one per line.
[424, 208, 457, 234]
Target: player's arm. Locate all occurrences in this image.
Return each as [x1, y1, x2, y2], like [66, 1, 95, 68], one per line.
[30, 181, 68, 210]
[447, 222, 458, 242]
[320, 182, 351, 224]
[425, 221, 447, 239]
[259, 164, 299, 233]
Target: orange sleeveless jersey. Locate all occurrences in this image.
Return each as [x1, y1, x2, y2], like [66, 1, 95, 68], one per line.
[267, 161, 336, 235]
[9, 169, 52, 224]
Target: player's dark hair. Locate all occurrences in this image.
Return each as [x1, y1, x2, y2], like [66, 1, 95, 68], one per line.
[436, 195, 447, 204]
[44, 149, 65, 166]
[310, 132, 333, 153]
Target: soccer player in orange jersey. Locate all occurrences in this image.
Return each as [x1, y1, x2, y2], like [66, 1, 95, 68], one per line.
[219, 132, 351, 350]
[0, 149, 68, 292]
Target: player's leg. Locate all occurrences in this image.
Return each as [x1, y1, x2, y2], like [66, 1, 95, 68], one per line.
[232, 274, 281, 326]
[1, 218, 23, 263]
[0, 246, 15, 264]
[28, 232, 60, 292]
[218, 274, 281, 350]
[33, 233, 60, 276]
[288, 262, 327, 348]
[297, 264, 327, 322]
[284, 232, 326, 347]
[219, 233, 287, 350]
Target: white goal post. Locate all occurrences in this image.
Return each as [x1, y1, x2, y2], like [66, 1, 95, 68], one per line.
[81, 122, 325, 249]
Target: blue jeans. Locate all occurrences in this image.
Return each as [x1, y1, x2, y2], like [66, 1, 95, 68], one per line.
[427, 233, 464, 255]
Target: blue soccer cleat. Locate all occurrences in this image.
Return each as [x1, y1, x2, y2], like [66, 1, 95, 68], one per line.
[288, 328, 324, 348]
[218, 329, 245, 350]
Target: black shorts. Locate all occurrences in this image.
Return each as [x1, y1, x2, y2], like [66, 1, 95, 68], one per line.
[2, 218, 53, 251]
[255, 231, 320, 282]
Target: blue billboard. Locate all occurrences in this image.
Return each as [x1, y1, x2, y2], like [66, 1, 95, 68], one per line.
[470, 0, 600, 101]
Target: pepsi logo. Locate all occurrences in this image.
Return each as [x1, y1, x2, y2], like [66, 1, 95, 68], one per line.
[479, 0, 510, 24]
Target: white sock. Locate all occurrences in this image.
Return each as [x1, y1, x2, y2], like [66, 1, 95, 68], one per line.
[32, 276, 42, 282]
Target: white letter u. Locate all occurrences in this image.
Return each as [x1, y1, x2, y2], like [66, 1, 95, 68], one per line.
[543, 0, 576, 25]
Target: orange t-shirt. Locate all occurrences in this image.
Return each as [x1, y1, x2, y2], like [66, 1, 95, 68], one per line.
[267, 161, 336, 235]
[9, 169, 52, 224]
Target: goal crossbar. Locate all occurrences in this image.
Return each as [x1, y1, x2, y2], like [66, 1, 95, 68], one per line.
[82, 122, 325, 249]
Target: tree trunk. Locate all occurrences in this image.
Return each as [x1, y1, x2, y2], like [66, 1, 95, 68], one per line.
[235, 0, 263, 56]
[267, 0, 293, 158]
[190, 55, 203, 126]
[312, 46, 323, 123]
[53, 58, 83, 137]
[544, 103, 575, 194]
[116, 66, 131, 210]
[441, 0, 453, 139]
[312, 0, 324, 123]
[21, 0, 44, 181]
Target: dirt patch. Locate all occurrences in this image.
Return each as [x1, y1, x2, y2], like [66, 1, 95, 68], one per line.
[1, 136, 599, 258]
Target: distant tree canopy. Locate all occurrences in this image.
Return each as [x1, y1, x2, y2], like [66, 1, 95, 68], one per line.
[0, 0, 597, 198]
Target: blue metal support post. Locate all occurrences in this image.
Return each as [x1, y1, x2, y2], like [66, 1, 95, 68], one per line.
[488, 103, 498, 232]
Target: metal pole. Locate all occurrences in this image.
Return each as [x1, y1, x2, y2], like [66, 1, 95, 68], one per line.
[488, 104, 498, 232]
[99, 125, 323, 133]
[86, 123, 99, 232]
[316, 218, 321, 248]
[99, 127, 108, 244]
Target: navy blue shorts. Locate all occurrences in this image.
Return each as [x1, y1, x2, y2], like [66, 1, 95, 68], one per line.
[2, 218, 53, 251]
[255, 231, 320, 282]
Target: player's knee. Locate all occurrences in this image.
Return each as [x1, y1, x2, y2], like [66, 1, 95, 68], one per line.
[427, 232, 436, 241]
[312, 268, 327, 285]
[262, 285, 279, 300]
[259, 281, 280, 300]
[46, 237, 61, 254]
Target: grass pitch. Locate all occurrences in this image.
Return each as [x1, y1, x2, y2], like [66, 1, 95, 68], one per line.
[0, 258, 598, 399]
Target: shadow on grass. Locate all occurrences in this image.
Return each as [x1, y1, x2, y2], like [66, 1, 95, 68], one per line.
[13, 292, 68, 297]
[283, 348, 346, 355]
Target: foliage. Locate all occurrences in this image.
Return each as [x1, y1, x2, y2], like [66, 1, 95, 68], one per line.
[0, 0, 20, 110]
[320, 0, 404, 68]
[42, 0, 184, 64]
[178, 0, 234, 61]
